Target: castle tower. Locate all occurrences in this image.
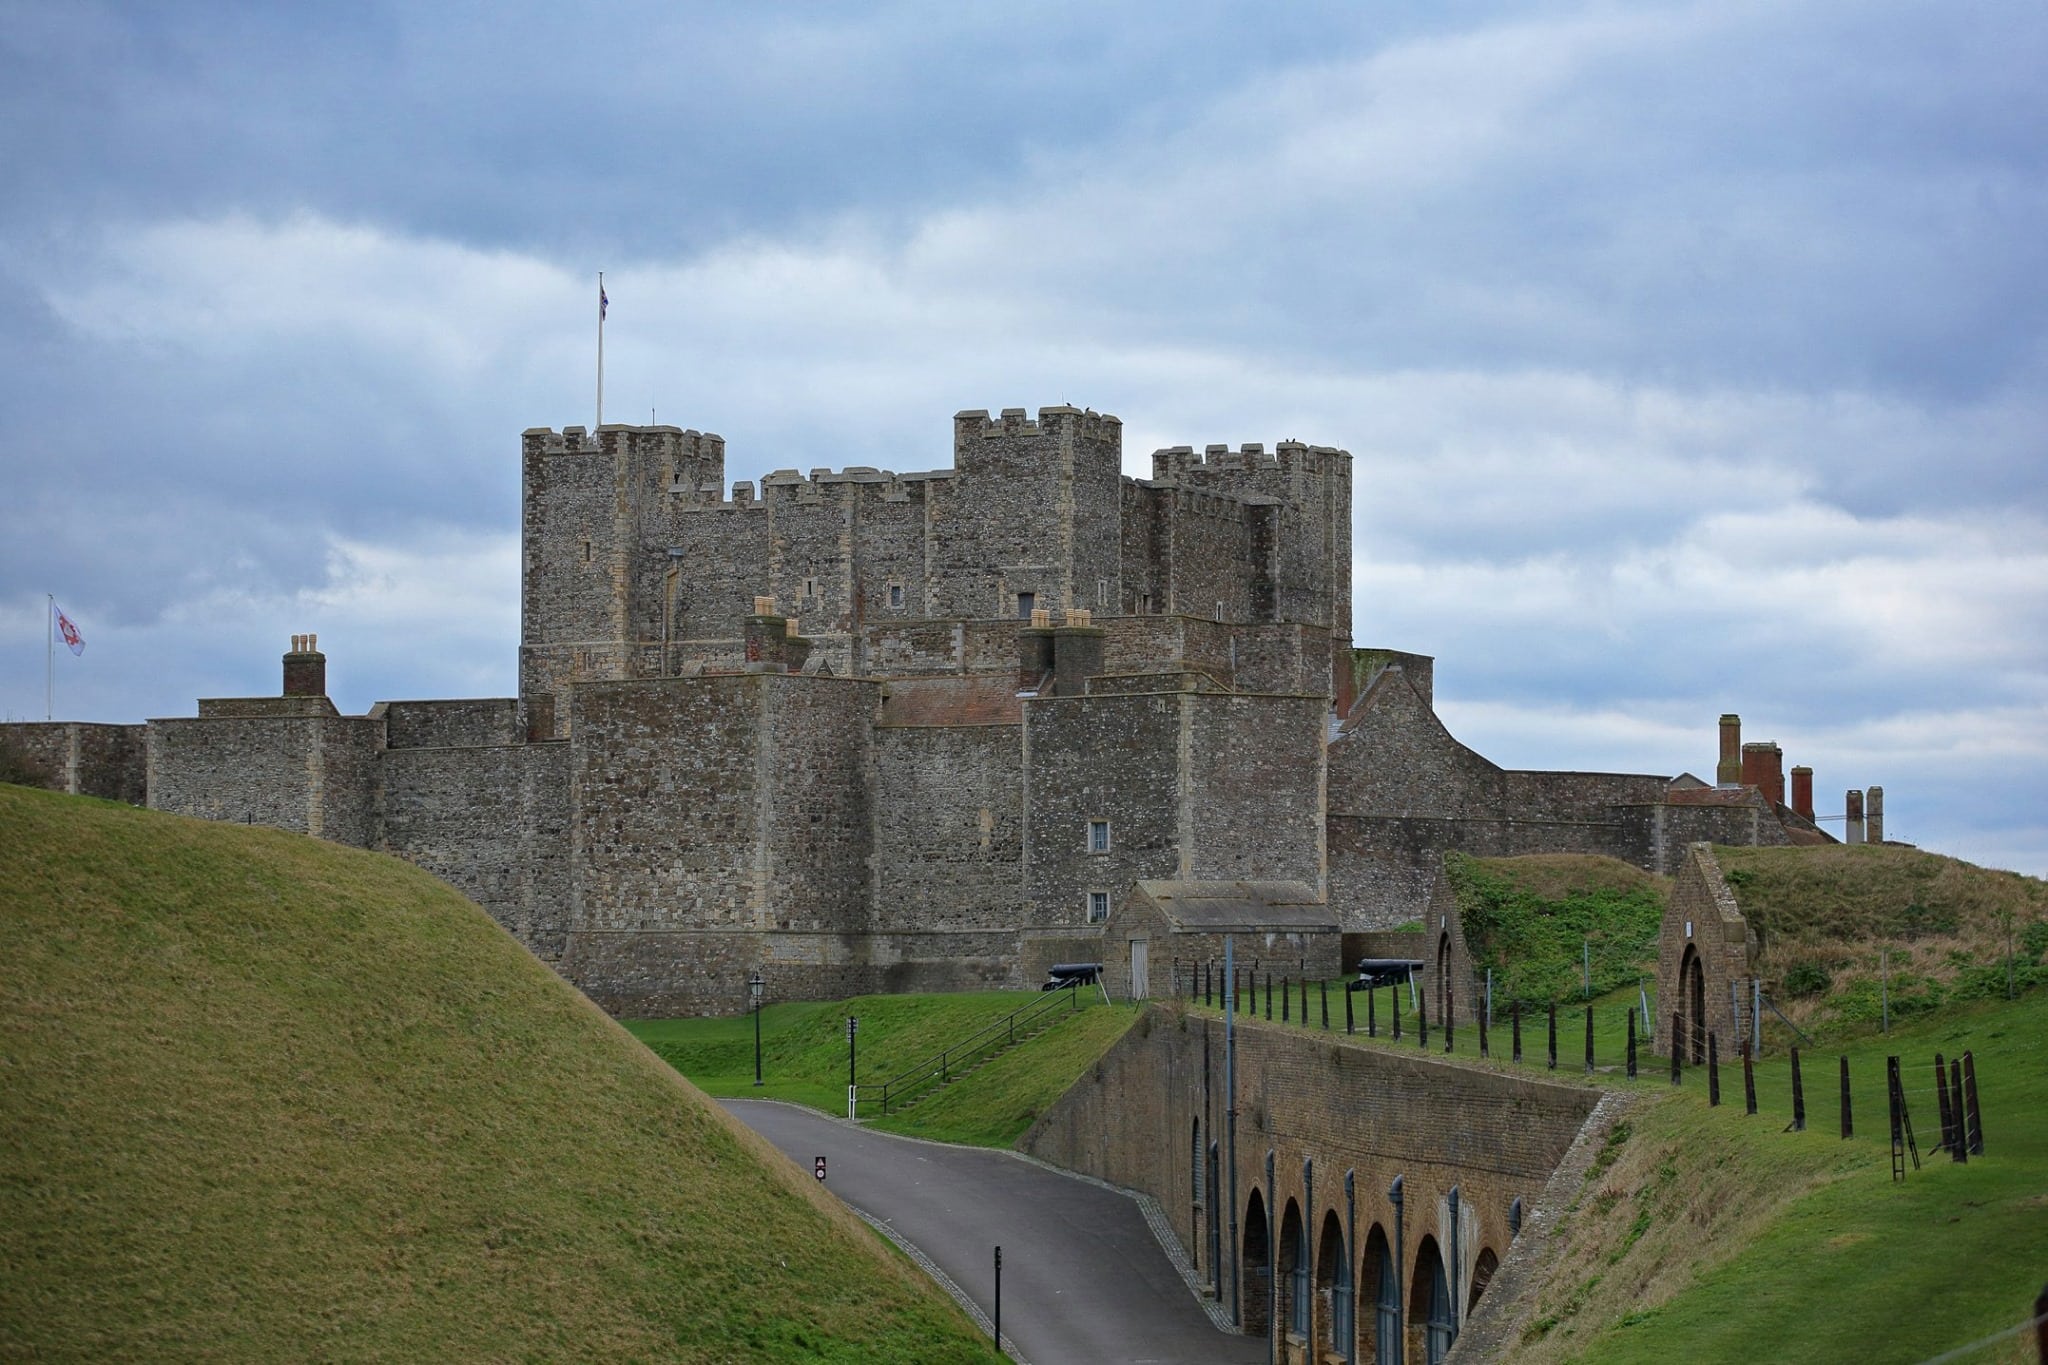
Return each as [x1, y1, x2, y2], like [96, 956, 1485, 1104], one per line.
[519, 424, 727, 730]
[1148, 439, 1353, 634]
[942, 406, 1124, 620]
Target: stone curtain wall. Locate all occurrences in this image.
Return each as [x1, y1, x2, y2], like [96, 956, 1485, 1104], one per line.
[0, 722, 146, 804]
[1186, 694, 1328, 892]
[871, 724, 1026, 933]
[562, 673, 883, 1014]
[378, 740, 571, 965]
[1024, 692, 1185, 928]
[377, 699, 523, 750]
[147, 713, 378, 846]
[1020, 1008, 1598, 1356]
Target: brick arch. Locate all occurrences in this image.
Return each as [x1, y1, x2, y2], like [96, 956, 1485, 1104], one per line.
[1468, 1245, 1499, 1315]
[1362, 1222, 1399, 1365]
[1315, 1208, 1349, 1355]
[1242, 1189, 1270, 1338]
[1681, 943, 1707, 1063]
[1409, 1233, 1455, 1365]
[1278, 1198, 1309, 1344]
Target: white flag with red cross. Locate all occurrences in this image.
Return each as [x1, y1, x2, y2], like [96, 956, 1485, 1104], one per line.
[53, 601, 84, 656]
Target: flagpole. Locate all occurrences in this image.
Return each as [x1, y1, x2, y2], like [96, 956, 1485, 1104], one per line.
[596, 271, 605, 430]
[47, 593, 54, 720]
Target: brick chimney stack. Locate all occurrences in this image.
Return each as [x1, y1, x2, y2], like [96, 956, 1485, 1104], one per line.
[1717, 714, 1742, 787]
[283, 633, 326, 697]
[1867, 785, 1885, 844]
[1790, 765, 1814, 820]
[1741, 742, 1784, 806]
[1845, 789, 1866, 844]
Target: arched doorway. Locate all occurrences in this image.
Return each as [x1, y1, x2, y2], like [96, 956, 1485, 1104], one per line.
[1468, 1247, 1499, 1316]
[1362, 1224, 1399, 1365]
[1409, 1234, 1455, 1365]
[1278, 1199, 1309, 1345]
[1243, 1190, 1270, 1337]
[1316, 1210, 1349, 1358]
[1681, 943, 1707, 1063]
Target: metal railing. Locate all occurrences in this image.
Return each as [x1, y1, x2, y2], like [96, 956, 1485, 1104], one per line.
[878, 981, 1088, 1114]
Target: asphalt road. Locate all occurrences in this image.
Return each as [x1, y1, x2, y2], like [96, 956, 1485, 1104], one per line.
[722, 1100, 1264, 1365]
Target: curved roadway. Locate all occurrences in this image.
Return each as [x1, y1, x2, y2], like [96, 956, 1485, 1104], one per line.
[723, 1100, 1263, 1365]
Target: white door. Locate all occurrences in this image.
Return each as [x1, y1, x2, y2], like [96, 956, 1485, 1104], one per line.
[1130, 938, 1150, 1000]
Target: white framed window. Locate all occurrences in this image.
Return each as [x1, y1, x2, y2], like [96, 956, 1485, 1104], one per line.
[1098, 577, 1109, 607]
[1087, 890, 1110, 923]
[1088, 819, 1111, 853]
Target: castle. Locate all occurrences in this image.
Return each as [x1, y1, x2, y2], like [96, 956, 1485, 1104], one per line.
[7, 404, 1862, 1015]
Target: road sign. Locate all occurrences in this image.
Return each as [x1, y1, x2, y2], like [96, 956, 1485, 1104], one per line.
[814, 1156, 827, 1181]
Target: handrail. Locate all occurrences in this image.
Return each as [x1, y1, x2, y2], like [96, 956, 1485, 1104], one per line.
[878, 981, 1086, 1114]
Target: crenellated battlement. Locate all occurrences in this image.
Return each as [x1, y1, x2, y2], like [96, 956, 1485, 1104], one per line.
[522, 402, 1350, 707]
[1151, 439, 1350, 482]
[953, 405, 1122, 442]
[688, 464, 955, 511]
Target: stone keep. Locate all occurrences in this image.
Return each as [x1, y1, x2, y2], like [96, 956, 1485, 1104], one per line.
[8, 402, 1840, 1016]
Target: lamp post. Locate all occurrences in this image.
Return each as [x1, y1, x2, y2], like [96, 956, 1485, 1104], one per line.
[750, 971, 765, 1087]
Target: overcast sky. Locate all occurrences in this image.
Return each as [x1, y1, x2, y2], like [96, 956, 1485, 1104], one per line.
[3, 1, 2043, 875]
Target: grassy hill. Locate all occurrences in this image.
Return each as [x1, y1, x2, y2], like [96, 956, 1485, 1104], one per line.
[1718, 843, 2048, 1032]
[1514, 987, 2048, 1364]
[628, 991, 1139, 1147]
[1450, 852, 1672, 1009]
[0, 784, 999, 1364]
[1455, 846, 2047, 1041]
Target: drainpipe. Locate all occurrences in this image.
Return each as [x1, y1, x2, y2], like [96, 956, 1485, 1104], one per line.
[1227, 936, 1240, 1329]
[1267, 1150, 1278, 1365]
[1390, 1175, 1405, 1365]
[1448, 1184, 1461, 1342]
[1302, 1156, 1314, 1349]
[1345, 1168, 1357, 1365]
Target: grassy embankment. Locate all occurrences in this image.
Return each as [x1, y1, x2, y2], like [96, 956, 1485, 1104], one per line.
[628, 990, 1139, 1147]
[0, 784, 1001, 1364]
[1193, 848, 2048, 1361]
[1518, 986, 2048, 1364]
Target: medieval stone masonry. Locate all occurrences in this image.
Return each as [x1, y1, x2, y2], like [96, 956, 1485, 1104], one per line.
[7, 404, 1831, 1015]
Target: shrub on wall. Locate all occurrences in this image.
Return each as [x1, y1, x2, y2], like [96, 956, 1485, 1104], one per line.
[1450, 853, 1665, 1009]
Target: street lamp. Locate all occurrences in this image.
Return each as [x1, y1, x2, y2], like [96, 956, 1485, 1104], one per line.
[750, 971, 765, 1087]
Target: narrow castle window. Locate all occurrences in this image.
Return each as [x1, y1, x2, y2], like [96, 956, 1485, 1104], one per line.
[1098, 578, 1108, 608]
[802, 577, 817, 601]
[1087, 890, 1110, 923]
[889, 583, 904, 610]
[582, 539, 592, 563]
[1088, 819, 1111, 853]
[1016, 591, 1035, 620]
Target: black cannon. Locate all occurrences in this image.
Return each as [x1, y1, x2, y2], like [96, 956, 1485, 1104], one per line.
[1349, 958, 1426, 990]
[1042, 962, 1103, 991]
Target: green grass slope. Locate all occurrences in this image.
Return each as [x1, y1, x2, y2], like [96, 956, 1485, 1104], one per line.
[1718, 843, 2048, 1033]
[1517, 988, 2048, 1364]
[1451, 852, 1671, 1008]
[629, 991, 1139, 1147]
[0, 785, 999, 1364]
